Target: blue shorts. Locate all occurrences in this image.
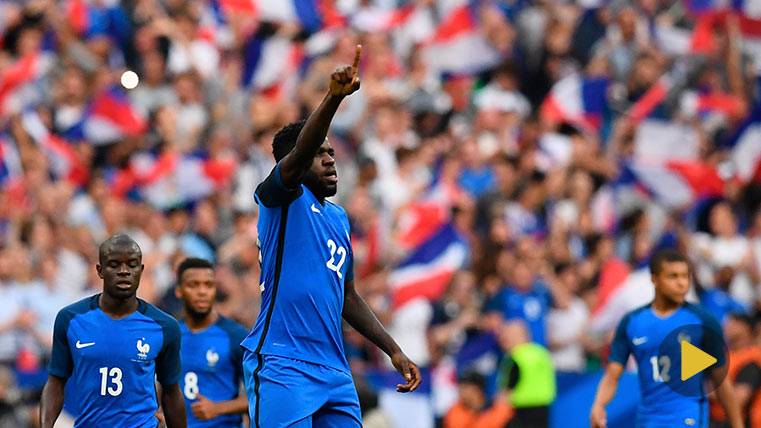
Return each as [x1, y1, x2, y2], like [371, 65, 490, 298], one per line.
[243, 351, 361, 428]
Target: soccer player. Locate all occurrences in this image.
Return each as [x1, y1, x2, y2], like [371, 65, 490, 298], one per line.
[590, 249, 743, 428]
[241, 44, 421, 427]
[175, 257, 248, 427]
[40, 234, 186, 428]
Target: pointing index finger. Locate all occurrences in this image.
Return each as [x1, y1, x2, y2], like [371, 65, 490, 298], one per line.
[352, 44, 362, 73]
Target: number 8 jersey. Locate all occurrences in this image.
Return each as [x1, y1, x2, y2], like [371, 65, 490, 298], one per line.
[49, 294, 182, 428]
[241, 164, 354, 373]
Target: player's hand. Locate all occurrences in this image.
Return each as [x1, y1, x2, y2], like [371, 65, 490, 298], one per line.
[390, 351, 421, 393]
[191, 395, 219, 420]
[329, 44, 361, 97]
[590, 404, 607, 428]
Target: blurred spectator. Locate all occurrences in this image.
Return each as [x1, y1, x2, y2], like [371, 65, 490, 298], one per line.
[710, 313, 761, 428]
[546, 263, 590, 372]
[443, 370, 512, 428]
[0, 367, 26, 426]
[497, 320, 555, 428]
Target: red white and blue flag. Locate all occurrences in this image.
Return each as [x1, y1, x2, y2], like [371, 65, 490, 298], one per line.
[83, 88, 147, 145]
[420, 3, 500, 75]
[0, 53, 52, 116]
[256, 0, 344, 33]
[0, 136, 22, 188]
[20, 111, 89, 186]
[111, 151, 237, 209]
[540, 74, 608, 131]
[241, 34, 304, 96]
[727, 104, 761, 183]
[389, 223, 469, 308]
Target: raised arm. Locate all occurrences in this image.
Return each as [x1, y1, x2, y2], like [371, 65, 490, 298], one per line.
[279, 45, 362, 189]
[343, 279, 421, 393]
[40, 375, 66, 428]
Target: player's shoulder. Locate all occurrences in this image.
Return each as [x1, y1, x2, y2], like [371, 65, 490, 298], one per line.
[215, 315, 248, 341]
[682, 302, 722, 329]
[139, 299, 181, 332]
[619, 303, 652, 327]
[57, 294, 99, 320]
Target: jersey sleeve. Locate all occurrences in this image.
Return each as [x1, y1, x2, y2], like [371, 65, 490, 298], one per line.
[48, 309, 74, 378]
[255, 163, 303, 208]
[156, 317, 182, 386]
[220, 319, 249, 385]
[608, 314, 631, 365]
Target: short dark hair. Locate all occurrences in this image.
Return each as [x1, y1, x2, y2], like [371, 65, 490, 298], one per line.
[99, 234, 141, 264]
[272, 120, 306, 162]
[458, 370, 486, 390]
[649, 249, 689, 275]
[176, 258, 214, 286]
[727, 311, 754, 329]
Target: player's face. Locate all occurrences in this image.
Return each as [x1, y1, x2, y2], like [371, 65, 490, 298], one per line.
[652, 261, 690, 305]
[97, 245, 143, 300]
[304, 140, 337, 198]
[176, 267, 216, 318]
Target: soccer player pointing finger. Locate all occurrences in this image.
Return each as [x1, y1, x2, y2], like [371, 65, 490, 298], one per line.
[241, 44, 421, 427]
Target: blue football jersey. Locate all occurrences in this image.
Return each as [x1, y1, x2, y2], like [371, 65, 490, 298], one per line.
[49, 294, 181, 428]
[485, 283, 552, 346]
[610, 303, 725, 428]
[241, 164, 353, 372]
[180, 316, 247, 428]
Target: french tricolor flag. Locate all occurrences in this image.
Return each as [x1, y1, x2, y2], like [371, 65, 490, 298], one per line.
[727, 104, 761, 183]
[420, 3, 500, 75]
[113, 151, 236, 209]
[680, 90, 745, 118]
[0, 52, 52, 116]
[256, 0, 344, 33]
[241, 34, 303, 97]
[350, 5, 416, 32]
[616, 120, 725, 208]
[625, 74, 672, 125]
[84, 88, 147, 145]
[540, 74, 608, 131]
[20, 111, 89, 186]
[390, 223, 469, 308]
[0, 136, 22, 188]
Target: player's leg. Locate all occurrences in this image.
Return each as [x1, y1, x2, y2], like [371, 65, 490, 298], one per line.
[312, 366, 362, 428]
[242, 352, 324, 427]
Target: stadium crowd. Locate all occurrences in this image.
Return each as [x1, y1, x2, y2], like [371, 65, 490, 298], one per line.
[1, 0, 761, 426]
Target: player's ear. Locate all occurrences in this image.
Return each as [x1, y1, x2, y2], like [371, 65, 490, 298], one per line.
[174, 285, 182, 299]
[96, 264, 103, 279]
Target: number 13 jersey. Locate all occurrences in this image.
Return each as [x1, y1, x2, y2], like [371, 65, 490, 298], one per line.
[241, 164, 354, 373]
[49, 295, 181, 428]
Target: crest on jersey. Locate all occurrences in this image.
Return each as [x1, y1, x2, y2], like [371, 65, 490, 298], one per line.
[206, 349, 219, 368]
[136, 339, 150, 359]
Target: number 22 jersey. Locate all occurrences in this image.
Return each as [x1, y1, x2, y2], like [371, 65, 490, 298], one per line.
[49, 294, 181, 428]
[240, 164, 353, 373]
